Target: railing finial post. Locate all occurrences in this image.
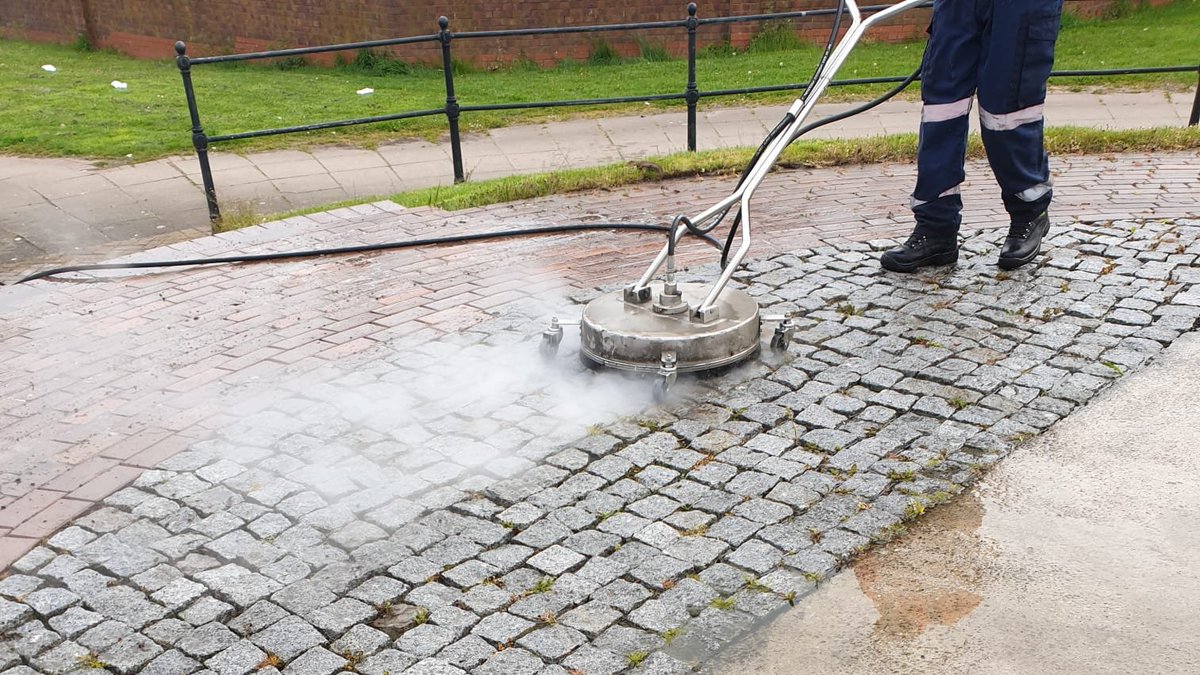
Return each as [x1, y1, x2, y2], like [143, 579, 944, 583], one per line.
[1189, 67, 1199, 127]
[686, 3, 700, 152]
[175, 40, 221, 223]
[439, 16, 466, 182]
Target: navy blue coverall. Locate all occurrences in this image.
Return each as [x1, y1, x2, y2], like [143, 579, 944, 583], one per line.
[913, 0, 1064, 238]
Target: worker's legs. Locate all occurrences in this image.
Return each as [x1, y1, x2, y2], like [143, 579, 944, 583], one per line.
[910, 0, 986, 239]
[978, 0, 1063, 267]
[883, 0, 984, 272]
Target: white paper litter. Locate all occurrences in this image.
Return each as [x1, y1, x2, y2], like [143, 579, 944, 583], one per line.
[42, 64, 57, 72]
[111, 80, 128, 89]
[357, 88, 374, 95]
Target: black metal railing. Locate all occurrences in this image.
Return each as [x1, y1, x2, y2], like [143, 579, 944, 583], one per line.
[176, 2, 1200, 222]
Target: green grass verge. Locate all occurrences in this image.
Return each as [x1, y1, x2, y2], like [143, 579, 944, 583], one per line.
[0, 0, 1196, 160]
[255, 126, 1199, 228]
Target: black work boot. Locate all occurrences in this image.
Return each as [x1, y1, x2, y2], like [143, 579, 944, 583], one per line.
[998, 211, 1051, 270]
[880, 232, 958, 273]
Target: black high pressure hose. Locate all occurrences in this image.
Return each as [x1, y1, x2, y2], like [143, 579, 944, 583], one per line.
[16, 224, 722, 284]
[14, 1, 923, 285]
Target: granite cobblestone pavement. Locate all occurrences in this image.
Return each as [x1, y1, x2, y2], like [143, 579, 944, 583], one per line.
[0, 151, 1198, 673]
[2, 90, 1195, 283]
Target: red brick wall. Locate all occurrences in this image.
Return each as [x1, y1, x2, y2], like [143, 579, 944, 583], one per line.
[0, 0, 85, 45]
[0, 0, 1176, 66]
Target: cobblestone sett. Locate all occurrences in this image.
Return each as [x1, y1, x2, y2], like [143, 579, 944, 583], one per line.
[397, 623, 458, 658]
[100, 633, 163, 673]
[470, 612, 533, 645]
[283, 646, 345, 675]
[250, 615, 327, 662]
[142, 649, 202, 675]
[516, 624, 586, 660]
[473, 647, 541, 675]
[205, 639, 267, 675]
[357, 649, 417, 675]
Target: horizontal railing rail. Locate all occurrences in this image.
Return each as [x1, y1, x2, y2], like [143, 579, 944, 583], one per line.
[176, 2, 1200, 222]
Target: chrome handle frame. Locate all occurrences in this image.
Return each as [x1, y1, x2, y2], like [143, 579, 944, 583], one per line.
[627, 0, 929, 321]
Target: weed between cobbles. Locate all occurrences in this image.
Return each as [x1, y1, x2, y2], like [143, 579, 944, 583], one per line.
[710, 596, 737, 611]
[743, 576, 771, 593]
[76, 653, 107, 670]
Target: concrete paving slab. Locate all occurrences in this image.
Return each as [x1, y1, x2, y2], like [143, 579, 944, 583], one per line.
[377, 140, 451, 166]
[0, 158, 93, 185]
[202, 153, 259, 171]
[102, 160, 187, 188]
[224, 187, 298, 214]
[391, 160, 457, 190]
[3, 204, 109, 250]
[28, 174, 118, 201]
[331, 166, 405, 195]
[0, 183, 47, 209]
[271, 173, 344, 195]
[206, 165, 270, 187]
[167, 153, 260, 181]
[873, 111, 919, 135]
[51, 191, 150, 233]
[506, 151, 571, 174]
[314, 147, 389, 173]
[247, 149, 320, 166]
[1168, 91, 1197, 119]
[118, 177, 206, 212]
[463, 155, 518, 182]
[487, 125, 567, 154]
[0, 230, 47, 262]
[257, 158, 329, 180]
[599, 115, 677, 143]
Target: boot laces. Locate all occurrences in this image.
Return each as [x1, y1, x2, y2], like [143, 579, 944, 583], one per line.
[1008, 220, 1032, 239]
[1009, 214, 1046, 240]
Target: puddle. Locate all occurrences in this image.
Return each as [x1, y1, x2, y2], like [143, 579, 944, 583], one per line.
[853, 490, 986, 641]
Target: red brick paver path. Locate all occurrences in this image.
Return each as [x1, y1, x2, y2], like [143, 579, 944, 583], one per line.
[1, 151, 1196, 569]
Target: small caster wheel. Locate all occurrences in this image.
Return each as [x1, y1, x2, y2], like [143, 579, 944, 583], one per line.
[652, 376, 671, 403]
[770, 317, 798, 353]
[654, 349, 677, 403]
[540, 334, 560, 359]
[540, 318, 563, 359]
